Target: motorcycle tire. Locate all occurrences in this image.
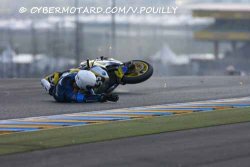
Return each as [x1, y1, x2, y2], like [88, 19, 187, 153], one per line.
[122, 60, 153, 84]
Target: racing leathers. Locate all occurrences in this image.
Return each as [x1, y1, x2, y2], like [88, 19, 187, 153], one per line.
[46, 72, 118, 103]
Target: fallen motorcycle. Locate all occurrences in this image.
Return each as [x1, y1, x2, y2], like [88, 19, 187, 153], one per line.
[44, 57, 153, 94]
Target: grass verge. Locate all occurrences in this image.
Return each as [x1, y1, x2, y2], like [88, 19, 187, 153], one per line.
[1, 107, 250, 155]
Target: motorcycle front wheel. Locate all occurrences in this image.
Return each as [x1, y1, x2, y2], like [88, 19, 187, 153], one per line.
[122, 60, 153, 84]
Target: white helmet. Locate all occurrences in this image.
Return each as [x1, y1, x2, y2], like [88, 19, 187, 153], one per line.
[75, 70, 97, 90]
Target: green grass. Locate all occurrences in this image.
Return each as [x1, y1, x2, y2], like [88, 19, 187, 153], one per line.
[1, 107, 250, 155]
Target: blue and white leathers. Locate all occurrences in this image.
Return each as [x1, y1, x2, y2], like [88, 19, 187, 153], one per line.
[53, 73, 101, 103]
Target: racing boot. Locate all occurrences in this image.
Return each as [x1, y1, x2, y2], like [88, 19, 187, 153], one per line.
[100, 94, 119, 102]
[106, 94, 119, 102]
[41, 79, 51, 93]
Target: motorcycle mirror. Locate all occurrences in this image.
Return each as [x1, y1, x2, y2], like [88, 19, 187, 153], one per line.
[86, 59, 90, 69]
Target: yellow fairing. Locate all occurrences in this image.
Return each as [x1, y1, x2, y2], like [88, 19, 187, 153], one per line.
[44, 72, 60, 85]
[52, 72, 60, 85]
[114, 66, 124, 79]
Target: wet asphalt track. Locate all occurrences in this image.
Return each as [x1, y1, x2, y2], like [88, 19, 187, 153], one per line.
[1, 76, 250, 166]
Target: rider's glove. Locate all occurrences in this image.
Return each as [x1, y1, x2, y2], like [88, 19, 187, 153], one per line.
[99, 94, 108, 103]
[106, 94, 119, 102]
[100, 94, 119, 103]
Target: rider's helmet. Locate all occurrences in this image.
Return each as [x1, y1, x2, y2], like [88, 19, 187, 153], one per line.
[75, 70, 97, 90]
